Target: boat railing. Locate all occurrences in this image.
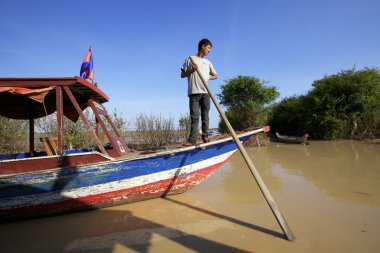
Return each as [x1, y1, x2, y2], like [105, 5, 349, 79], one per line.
[0, 147, 109, 162]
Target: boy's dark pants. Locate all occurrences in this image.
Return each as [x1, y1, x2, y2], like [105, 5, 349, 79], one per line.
[188, 94, 210, 144]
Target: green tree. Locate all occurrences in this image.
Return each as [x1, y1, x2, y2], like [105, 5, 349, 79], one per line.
[217, 76, 279, 132]
[270, 67, 380, 139]
[309, 67, 380, 138]
[269, 95, 311, 136]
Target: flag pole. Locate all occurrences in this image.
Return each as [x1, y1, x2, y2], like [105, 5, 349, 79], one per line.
[189, 56, 295, 241]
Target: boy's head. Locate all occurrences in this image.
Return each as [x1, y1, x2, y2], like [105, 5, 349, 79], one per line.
[198, 38, 213, 52]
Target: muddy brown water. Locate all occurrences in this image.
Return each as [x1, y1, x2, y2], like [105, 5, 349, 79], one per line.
[0, 140, 379, 253]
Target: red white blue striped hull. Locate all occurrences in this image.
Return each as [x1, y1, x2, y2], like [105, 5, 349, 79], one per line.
[0, 130, 261, 221]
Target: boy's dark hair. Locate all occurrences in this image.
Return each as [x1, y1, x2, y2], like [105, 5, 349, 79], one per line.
[198, 38, 212, 52]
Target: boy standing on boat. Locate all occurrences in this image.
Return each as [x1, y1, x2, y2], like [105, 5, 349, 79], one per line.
[181, 38, 218, 146]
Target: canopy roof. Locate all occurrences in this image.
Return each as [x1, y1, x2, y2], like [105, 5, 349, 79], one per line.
[0, 77, 109, 121]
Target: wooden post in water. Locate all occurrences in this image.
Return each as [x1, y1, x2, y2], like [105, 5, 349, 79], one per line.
[189, 56, 295, 241]
[28, 103, 35, 157]
[63, 86, 108, 156]
[56, 86, 64, 155]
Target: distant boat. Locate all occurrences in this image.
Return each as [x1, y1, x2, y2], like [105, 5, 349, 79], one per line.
[275, 132, 309, 145]
[0, 77, 269, 221]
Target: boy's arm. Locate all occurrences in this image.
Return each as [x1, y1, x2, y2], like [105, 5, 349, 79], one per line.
[209, 74, 218, 80]
[181, 63, 198, 78]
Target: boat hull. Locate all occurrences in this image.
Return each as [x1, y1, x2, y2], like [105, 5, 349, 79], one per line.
[0, 133, 255, 221]
[275, 132, 309, 144]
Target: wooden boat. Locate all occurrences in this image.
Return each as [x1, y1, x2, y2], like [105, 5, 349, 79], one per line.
[0, 77, 269, 221]
[275, 132, 309, 144]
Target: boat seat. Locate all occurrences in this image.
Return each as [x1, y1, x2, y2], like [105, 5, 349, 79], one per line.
[40, 137, 58, 156]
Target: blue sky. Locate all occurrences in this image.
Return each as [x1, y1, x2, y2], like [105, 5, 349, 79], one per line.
[1, 0, 379, 128]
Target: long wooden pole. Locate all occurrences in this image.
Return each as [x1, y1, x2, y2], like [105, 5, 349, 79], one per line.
[189, 56, 295, 240]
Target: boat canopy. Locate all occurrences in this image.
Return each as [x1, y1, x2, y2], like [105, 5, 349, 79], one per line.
[0, 77, 109, 121]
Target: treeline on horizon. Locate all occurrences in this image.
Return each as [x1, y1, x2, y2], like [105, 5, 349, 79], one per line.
[218, 67, 380, 140]
[1, 67, 379, 154]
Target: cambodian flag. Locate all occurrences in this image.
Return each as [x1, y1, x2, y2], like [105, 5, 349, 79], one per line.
[80, 47, 94, 82]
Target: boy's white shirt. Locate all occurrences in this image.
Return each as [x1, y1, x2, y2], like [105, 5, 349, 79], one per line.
[182, 56, 217, 96]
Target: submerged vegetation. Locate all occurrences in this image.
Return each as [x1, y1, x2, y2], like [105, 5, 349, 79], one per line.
[129, 113, 177, 149]
[128, 113, 192, 150]
[0, 110, 188, 154]
[0, 117, 28, 154]
[0, 108, 128, 154]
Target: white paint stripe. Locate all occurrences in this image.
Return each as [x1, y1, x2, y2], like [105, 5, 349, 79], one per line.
[0, 150, 235, 210]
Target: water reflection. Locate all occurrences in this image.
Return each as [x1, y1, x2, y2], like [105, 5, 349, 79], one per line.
[0, 196, 259, 253]
[164, 197, 285, 239]
[216, 146, 284, 206]
[260, 141, 380, 205]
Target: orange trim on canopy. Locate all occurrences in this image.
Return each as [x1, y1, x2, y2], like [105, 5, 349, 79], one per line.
[0, 77, 109, 121]
[0, 86, 55, 103]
